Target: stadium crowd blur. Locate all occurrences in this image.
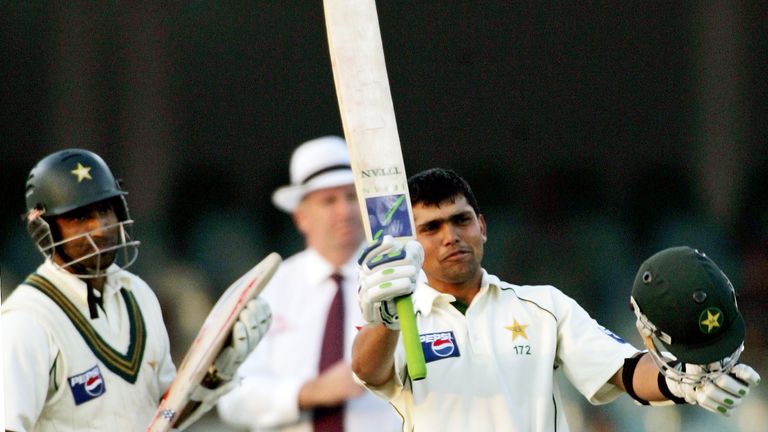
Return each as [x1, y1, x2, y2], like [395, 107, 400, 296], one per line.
[1, 2, 766, 431]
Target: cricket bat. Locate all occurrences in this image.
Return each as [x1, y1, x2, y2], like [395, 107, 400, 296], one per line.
[146, 252, 282, 432]
[323, 0, 427, 380]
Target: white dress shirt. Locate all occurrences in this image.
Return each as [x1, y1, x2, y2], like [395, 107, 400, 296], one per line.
[218, 247, 402, 432]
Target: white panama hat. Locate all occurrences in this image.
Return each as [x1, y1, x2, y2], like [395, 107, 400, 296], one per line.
[272, 135, 355, 213]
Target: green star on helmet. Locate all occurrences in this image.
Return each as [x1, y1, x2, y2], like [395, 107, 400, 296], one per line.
[699, 307, 723, 334]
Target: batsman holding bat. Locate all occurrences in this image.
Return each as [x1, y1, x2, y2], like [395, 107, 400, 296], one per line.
[351, 168, 760, 431]
[2, 149, 272, 431]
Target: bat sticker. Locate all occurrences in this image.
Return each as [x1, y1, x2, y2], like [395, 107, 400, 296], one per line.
[366, 194, 412, 240]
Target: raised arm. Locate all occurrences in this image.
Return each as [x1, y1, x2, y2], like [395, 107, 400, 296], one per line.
[619, 247, 761, 416]
[352, 236, 423, 386]
[352, 324, 400, 385]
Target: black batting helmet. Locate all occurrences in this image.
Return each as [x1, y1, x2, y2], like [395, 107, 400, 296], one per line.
[24, 148, 138, 276]
[25, 148, 129, 220]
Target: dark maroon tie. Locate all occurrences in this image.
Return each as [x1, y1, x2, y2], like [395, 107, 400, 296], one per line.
[313, 273, 345, 431]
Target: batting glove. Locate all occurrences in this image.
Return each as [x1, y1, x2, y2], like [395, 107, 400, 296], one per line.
[175, 380, 237, 430]
[665, 363, 761, 416]
[172, 298, 271, 430]
[358, 235, 423, 330]
[214, 297, 272, 382]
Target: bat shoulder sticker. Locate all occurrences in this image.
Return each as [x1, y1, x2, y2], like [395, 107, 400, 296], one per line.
[367, 194, 412, 240]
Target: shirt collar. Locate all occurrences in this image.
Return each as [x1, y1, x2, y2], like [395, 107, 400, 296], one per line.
[413, 269, 500, 316]
[37, 260, 129, 306]
[304, 244, 364, 285]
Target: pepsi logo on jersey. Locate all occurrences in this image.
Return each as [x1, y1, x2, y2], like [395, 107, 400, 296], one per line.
[420, 331, 461, 363]
[68, 365, 106, 405]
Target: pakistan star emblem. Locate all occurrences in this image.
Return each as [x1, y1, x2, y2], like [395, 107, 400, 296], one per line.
[71, 162, 92, 182]
[699, 308, 722, 334]
[505, 319, 529, 341]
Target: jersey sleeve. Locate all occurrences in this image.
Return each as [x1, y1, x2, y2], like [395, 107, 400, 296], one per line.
[2, 310, 55, 431]
[132, 276, 177, 394]
[551, 288, 639, 404]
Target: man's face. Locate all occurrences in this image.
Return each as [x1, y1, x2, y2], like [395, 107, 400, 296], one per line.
[413, 195, 486, 290]
[53, 200, 120, 273]
[294, 184, 363, 257]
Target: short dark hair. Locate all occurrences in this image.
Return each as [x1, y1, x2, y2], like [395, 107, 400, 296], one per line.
[407, 168, 480, 215]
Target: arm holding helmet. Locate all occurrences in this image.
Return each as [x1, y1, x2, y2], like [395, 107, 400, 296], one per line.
[615, 247, 761, 416]
[609, 350, 760, 416]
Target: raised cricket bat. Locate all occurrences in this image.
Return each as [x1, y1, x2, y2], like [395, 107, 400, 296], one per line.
[146, 252, 282, 432]
[323, 0, 426, 380]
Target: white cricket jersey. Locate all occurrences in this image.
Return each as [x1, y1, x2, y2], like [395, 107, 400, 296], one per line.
[217, 247, 402, 432]
[363, 270, 639, 432]
[2, 260, 176, 432]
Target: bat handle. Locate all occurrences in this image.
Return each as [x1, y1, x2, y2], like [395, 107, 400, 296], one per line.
[395, 295, 427, 380]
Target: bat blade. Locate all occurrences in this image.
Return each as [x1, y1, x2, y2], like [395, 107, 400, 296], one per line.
[146, 252, 282, 432]
[324, 0, 412, 242]
[324, 0, 426, 380]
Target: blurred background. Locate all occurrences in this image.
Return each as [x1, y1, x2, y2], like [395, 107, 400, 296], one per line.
[1, 2, 766, 431]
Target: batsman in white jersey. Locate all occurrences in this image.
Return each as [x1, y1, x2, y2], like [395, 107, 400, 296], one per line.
[352, 168, 761, 431]
[2, 149, 272, 432]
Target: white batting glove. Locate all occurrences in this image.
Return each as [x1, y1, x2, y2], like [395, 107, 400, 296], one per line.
[665, 363, 761, 416]
[172, 298, 271, 430]
[358, 235, 423, 330]
[213, 297, 272, 381]
[175, 380, 238, 430]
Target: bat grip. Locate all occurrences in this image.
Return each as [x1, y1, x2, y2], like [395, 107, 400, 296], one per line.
[395, 295, 426, 380]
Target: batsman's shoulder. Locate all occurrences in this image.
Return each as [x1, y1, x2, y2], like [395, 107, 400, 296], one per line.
[114, 269, 158, 300]
[497, 280, 575, 314]
[1, 283, 48, 313]
[497, 279, 563, 301]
